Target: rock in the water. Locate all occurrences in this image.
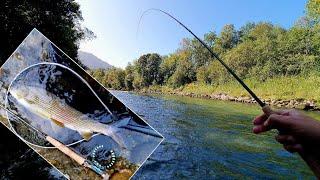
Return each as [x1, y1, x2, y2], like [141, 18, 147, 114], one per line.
[303, 102, 315, 110]
[110, 169, 132, 180]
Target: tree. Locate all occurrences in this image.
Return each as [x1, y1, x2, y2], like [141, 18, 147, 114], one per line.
[168, 51, 195, 87]
[124, 63, 134, 90]
[189, 37, 213, 68]
[160, 54, 179, 84]
[93, 0, 320, 91]
[224, 41, 257, 79]
[307, 0, 320, 23]
[135, 53, 162, 86]
[103, 68, 125, 90]
[196, 66, 210, 84]
[133, 74, 144, 90]
[0, 0, 94, 65]
[91, 69, 105, 84]
[207, 60, 228, 84]
[215, 24, 239, 51]
[204, 31, 217, 47]
[238, 22, 256, 42]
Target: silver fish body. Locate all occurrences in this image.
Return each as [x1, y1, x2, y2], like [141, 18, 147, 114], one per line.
[10, 85, 125, 149]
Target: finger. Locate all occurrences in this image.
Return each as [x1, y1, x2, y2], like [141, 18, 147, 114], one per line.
[262, 106, 287, 116]
[253, 125, 269, 134]
[263, 114, 292, 130]
[253, 114, 268, 125]
[278, 109, 292, 116]
[275, 135, 297, 144]
[283, 144, 303, 153]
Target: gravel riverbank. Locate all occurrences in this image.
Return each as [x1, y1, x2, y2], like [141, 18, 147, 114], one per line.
[138, 89, 319, 111]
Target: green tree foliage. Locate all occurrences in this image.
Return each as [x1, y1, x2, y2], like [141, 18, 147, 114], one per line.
[238, 22, 256, 42]
[0, 0, 94, 65]
[91, 0, 320, 91]
[168, 51, 195, 87]
[132, 75, 144, 90]
[135, 53, 162, 86]
[189, 31, 216, 68]
[124, 63, 135, 90]
[91, 69, 105, 83]
[214, 24, 239, 53]
[307, 0, 320, 23]
[103, 68, 125, 90]
[196, 66, 210, 84]
[160, 54, 179, 84]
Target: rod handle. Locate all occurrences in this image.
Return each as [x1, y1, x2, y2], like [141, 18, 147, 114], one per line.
[262, 105, 273, 116]
[46, 136, 85, 165]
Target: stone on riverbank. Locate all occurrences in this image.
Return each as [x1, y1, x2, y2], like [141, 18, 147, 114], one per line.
[139, 89, 319, 111]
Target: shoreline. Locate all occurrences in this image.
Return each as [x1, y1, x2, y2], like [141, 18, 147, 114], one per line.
[135, 89, 320, 111]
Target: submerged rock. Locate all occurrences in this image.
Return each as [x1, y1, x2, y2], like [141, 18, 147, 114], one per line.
[110, 169, 133, 180]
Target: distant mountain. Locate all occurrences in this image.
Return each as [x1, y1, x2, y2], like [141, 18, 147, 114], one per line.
[78, 51, 112, 69]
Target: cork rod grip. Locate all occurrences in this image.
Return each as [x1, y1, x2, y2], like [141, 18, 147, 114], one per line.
[46, 136, 85, 165]
[262, 105, 273, 116]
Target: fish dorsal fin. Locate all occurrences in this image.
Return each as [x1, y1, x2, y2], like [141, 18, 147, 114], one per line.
[81, 131, 93, 141]
[50, 118, 64, 127]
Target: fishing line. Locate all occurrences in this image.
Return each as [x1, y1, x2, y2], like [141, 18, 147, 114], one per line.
[0, 103, 100, 149]
[137, 8, 266, 108]
[1, 62, 118, 178]
[4, 62, 114, 148]
[1, 104, 115, 175]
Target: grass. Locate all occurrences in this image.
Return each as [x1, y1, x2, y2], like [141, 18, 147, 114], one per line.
[144, 75, 320, 104]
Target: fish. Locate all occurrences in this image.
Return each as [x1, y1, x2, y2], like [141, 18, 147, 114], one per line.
[10, 85, 126, 149]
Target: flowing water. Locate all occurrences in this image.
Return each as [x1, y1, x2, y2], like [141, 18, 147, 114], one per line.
[111, 91, 319, 179]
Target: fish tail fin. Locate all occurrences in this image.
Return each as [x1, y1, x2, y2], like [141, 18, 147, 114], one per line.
[113, 117, 130, 128]
[102, 126, 127, 150]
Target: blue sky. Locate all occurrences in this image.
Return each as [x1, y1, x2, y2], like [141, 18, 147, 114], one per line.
[76, 0, 307, 68]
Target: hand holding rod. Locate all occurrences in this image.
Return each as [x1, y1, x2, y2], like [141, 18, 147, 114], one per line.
[140, 9, 317, 174]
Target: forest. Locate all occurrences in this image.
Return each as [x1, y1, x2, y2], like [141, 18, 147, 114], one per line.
[90, 0, 320, 102]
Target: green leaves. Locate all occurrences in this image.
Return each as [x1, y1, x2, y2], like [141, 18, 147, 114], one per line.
[91, 0, 320, 91]
[0, 0, 94, 66]
[307, 0, 320, 23]
[135, 53, 162, 87]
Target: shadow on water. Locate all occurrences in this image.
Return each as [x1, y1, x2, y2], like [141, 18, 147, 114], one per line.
[112, 91, 318, 179]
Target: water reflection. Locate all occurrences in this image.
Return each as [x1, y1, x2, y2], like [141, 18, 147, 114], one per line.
[112, 91, 317, 179]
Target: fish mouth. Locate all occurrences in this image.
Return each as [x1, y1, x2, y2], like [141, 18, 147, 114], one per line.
[10, 88, 27, 100]
[9, 89, 20, 100]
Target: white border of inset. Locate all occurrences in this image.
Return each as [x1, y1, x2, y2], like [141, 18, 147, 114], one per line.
[0, 28, 164, 179]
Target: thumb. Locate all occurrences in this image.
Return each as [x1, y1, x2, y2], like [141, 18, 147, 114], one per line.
[262, 105, 274, 116]
[264, 114, 292, 130]
[262, 105, 285, 116]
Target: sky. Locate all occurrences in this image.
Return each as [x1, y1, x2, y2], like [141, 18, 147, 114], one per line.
[76, 0, 308, 68]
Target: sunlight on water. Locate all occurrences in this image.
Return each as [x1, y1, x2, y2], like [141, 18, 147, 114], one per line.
[112, 91, 319, 179]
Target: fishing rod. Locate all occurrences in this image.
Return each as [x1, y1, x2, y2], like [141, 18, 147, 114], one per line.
[138, 8, 272, 114]
[137, 9, 320, 174]
[0, 61, 123, 178]
[0, 104, 109, 179]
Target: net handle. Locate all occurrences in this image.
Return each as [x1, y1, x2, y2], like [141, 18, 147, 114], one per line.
[47, 135, 108, 177]
[46, 136, 85, 165]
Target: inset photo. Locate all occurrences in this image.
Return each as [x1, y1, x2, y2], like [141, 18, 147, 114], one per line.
[0, 29, 163, 179]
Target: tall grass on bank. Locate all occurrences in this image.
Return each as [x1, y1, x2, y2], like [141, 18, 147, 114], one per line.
[145, 75, 320, 103]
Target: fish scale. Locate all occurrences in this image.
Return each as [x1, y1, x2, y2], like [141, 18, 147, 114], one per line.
[10, 85, 126, 149]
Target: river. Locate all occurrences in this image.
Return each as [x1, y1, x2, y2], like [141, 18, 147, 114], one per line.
[111, 91, 319, 179]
